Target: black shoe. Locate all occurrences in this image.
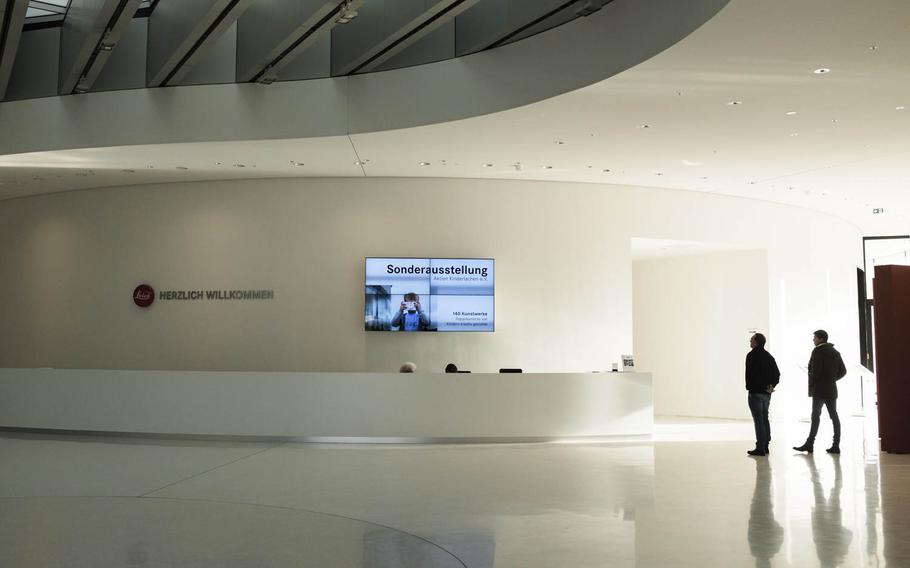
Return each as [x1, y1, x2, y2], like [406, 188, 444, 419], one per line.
[826, 445, 840, 454]
[747, 449, 768, 456]
[793, 443, 813, 453]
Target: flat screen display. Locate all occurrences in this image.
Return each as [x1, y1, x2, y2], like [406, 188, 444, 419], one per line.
[365, 257, 494, 332]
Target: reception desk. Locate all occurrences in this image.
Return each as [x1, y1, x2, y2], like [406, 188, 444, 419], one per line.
[0, 368, 652, 442]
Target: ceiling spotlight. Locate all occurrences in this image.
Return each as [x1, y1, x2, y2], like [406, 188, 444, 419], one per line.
[335, 1, 358, 24]
[813, 68, 831, 74]
[215, 162, 223, 165]
[419, 162, 431, 166]
[897, 106, 906, 111]
[544, 165, 553, 169]
[290, 161, 305, 166]
[602, 169, 611, 173]
[176, 166, 189, 170]
[638, 124, 651, 129]
[555, 141, 565, 145]
[233, 164, 246, 168]
[655, 172, 663, 176]
[727, 100, 742, 106]
[869, 45, 878, 51]
[483, 163, 493, 168]
[785, 111, 797, 116]
[789, 132, 799, 137]
[699, 176, 708, 180]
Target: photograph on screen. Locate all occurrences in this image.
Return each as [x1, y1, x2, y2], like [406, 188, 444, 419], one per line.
[364, 258, 494, 332]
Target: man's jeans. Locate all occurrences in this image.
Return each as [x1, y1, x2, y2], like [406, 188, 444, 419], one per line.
[748, 393, 772, 450]
[808, 397, 840, 445]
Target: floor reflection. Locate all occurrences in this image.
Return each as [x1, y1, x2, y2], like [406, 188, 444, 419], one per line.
[804, 455, 852, 567]
[747, 458, 783, 567]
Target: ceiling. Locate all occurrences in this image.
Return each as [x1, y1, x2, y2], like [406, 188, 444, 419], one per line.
[1, 0, 909, 234]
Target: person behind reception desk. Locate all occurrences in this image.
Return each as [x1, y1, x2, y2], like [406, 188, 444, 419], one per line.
[399, 362, 417, 373]
[391, 292, 429, 331]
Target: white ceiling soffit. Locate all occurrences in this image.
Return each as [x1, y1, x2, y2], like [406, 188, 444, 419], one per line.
[0, 0, 730, 155]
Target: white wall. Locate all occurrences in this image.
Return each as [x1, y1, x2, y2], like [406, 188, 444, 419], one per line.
[634, 250, 769, 419]
[0, 178, 863, 385]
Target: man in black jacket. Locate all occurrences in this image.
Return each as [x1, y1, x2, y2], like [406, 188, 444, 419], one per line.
[746, 333, 780, 456]
[794, 329, 848, 454]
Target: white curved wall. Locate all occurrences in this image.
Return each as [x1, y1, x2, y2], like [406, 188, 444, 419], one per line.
[0, 178, 861, 391]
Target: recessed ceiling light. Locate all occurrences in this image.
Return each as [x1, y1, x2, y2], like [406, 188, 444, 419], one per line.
[789, 132, 799, 137]
[869, 45, 878, 51]
[419, 162, 431, 166]
[699, 176, 708, 180]
[638, 124, 651, 129]
[897, 106, 906, 111]
[544, 165, 553, 170]
[176, 166, 189, 170]
[785, 111, 797, 116]
[555, 141, 565, 145]
[727, 100, 742, 106]
[655, 172, 663, 176]
[290, 161, 305, 166]
[831, 119, 838, 123]
[602, 169, 611, 173]
[813, 68, 831, 74]
[215, 161, 223, 165]
[483, 163, 493, 168]
[233, 164, 245, 168]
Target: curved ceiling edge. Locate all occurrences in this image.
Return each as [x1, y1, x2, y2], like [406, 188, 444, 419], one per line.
[0, 0, 730, 157]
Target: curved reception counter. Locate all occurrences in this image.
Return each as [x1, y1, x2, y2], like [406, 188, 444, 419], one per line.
[0, 368, 652, 442]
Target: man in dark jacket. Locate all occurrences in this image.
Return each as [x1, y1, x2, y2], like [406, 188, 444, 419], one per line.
[794, 329, 848, 454]
[746, 333, 780, 456]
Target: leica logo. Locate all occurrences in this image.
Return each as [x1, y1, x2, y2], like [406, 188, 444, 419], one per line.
[133, 284, 155, 308]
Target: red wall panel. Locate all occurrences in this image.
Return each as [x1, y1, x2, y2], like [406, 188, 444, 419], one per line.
[872, 265, 910, 453]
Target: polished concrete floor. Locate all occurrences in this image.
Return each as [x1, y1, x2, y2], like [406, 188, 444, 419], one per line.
[1, 417, 908, 567]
